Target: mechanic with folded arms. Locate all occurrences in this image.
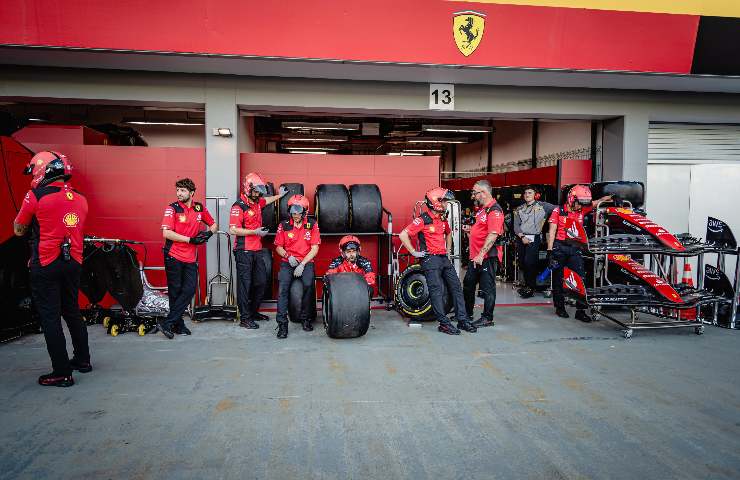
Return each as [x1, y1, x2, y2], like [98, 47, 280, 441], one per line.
[229, 173, 287, 329]
[273, 194, 321, 338]
[159, 178, 217, 338]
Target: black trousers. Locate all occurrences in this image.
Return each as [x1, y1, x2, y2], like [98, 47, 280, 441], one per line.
[30, 258, 90, 376]
[420, 255, 468, 324]
[235, 250, 267, 322]
[517, 234, 541, 290]
[463, 257, 497, 321]
[276, 262, 315, 325]
[163, 255, 198, 330]
[551, 241, 588, 312]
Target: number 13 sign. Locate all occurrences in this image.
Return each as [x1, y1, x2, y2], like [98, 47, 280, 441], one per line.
[429, 84, 455, 111]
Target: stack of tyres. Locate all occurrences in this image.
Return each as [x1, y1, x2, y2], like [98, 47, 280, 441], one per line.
[315, 184, 350, 233]
[349, 184, 382, 232]
[262, 182, 277, 232]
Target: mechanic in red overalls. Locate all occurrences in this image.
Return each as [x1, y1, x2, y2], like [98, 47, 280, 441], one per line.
[273, 194, 321, 338]
[14, 151, 90, 387]
[160, 178, 217, 338]
[547, 185, 610, 321]
[462, 179, 504, 328]
[399, 187, 477, 335]
[229, 173, 287, 329]
[325, 235, 377, 290]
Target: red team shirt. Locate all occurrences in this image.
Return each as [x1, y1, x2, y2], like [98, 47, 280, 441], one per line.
[403, 213, 450, 255]
[548, 206, 592, 241]
[274, 219, 321, 262]
[229, 194, 267, 251]
[161, 201, 215, 263]
[14, 181, 88, 266]
[469, 200, 504, 261]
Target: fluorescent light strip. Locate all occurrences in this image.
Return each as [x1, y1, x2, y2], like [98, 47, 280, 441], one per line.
[407, 137, 467, 144]
[387, 152, 422, 156]
[282, 122, 359, 131]
[422, 125, 492, 133]
[404, 149, 442, 153]
[126, 121, 204, 126]
[288, 150, 327, 155]
[282, 146, 339, 151]
[283, 136, 347, 142]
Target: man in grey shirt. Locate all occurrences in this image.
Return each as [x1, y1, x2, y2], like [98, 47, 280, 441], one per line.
[513, 187, 556, 298]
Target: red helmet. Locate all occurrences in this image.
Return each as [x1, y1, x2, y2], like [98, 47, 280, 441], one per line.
[339, 235, 361, 252]
[243, 172, 268, 197]
[567, 185, 592, 208]
[287, 194, 309, 215]
[24, 151, 72, 188]
[425, 187, 454, 213]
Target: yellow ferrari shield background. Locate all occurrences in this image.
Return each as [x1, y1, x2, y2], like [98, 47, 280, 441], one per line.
[453, 11, 486, 56]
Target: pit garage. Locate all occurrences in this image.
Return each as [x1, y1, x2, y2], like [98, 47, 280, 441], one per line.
[2, 1, 740, 478]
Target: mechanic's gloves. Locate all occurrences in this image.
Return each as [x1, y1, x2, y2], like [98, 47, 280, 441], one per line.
[255, 227, 270, 237]
[279, 186, 288, 196]
[293, 263, 305, 278]
[547, 250, 560, 270]
[411, 250, 427, 258]
[189, 230, 213, 244]
[288, 256, 300, 267]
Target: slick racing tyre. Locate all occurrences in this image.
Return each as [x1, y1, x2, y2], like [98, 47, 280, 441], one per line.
[288, 279, 317, 323]
[315, 184, 350, 233]
[395, 264, 451, 320]
[322, 272, 371, 339]
[349, 184, 382, 233]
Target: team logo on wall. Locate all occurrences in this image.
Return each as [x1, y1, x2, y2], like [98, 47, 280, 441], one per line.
[63, 212, 79, 227]
[453, 11, 486, 56]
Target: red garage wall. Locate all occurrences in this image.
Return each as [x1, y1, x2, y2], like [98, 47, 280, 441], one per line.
[240, 153, 440, 296]
[0, 137, 34, 244]
[20, 141, 207, 305]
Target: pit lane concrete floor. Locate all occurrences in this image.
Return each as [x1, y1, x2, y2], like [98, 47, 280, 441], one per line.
[1, 307, 739, 480]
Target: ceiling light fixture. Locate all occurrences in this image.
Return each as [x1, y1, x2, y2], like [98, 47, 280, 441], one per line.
[387, 152, 422, 156]
[283, 134, 348, 142]
[288, 150, 327, 155]
[407, 137, 467, 144]
[126, 121, 205, 126]
[422, 125, 492, 133]
[281, 146, 339, 151]
[404, 149, 442, 153]
[282, 122, 360, 131]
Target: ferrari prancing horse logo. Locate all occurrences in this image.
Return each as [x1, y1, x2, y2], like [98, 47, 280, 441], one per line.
[453, 11, 486, 57]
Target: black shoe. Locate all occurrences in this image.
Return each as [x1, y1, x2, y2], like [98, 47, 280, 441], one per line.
[302, 320, 314, 332]
[239, 320, 259, 329]
[472, 317, 495, 328]
[69, 358, 92, 373]
[438, 322, 461, 335]
[276, 323, 288, 339]
[254, 312, 269, 321]
[517, 287, 534, 298]
[555, 308, 569, 318]
[177, 325, 192, 335]
[457, 320, 477, 333]
[575, 310, 593, 323]
[38, 373, 74, 387]
[157, 323, 175, 339]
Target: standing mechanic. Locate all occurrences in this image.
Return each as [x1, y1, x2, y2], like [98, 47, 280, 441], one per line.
[159, 178, 217, 338]
[513, 187, 556, 298]
[462, 180, 504, 328]
[399, 187, 477, 335]
[14, 151, 90, 387]
[547, 185, 610, 321]
[325, 235, 376, 291]
[274, 194, 320, 338]
[229, 173, 287, 329]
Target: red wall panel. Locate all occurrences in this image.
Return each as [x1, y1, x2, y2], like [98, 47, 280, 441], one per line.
[13, 125, 107, 146]
[559, 159, 593, 187]
[0, 137, 34, 244]
[442, 166, 557, 191]
[21, 142, 207, 306]
[241, 153, 440, 296]
[0, 0, 699, 73]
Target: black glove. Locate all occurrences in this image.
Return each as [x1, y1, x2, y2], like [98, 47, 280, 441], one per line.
[189, 230, 213, 244]
[547, 250, 559, 270]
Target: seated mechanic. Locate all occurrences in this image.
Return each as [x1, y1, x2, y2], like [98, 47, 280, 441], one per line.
[325, 235, 376, 290]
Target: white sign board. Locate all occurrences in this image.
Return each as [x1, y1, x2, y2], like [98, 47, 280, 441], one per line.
[429, 84, 455, 111]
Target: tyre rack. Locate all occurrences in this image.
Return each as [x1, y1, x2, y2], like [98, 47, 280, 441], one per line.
[585, 201, 738, 337]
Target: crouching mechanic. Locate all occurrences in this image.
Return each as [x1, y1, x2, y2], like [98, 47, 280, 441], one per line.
[325, 235, 376, 295]
[14, 151, 90, 387]
[274, 194, 320, 338]
[159, 178, 217, 338]
[462, 180, 504, 328]
[399, 187, 477, 335]
[547, 185, 610, 322]
[229, 173, 287, 329]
